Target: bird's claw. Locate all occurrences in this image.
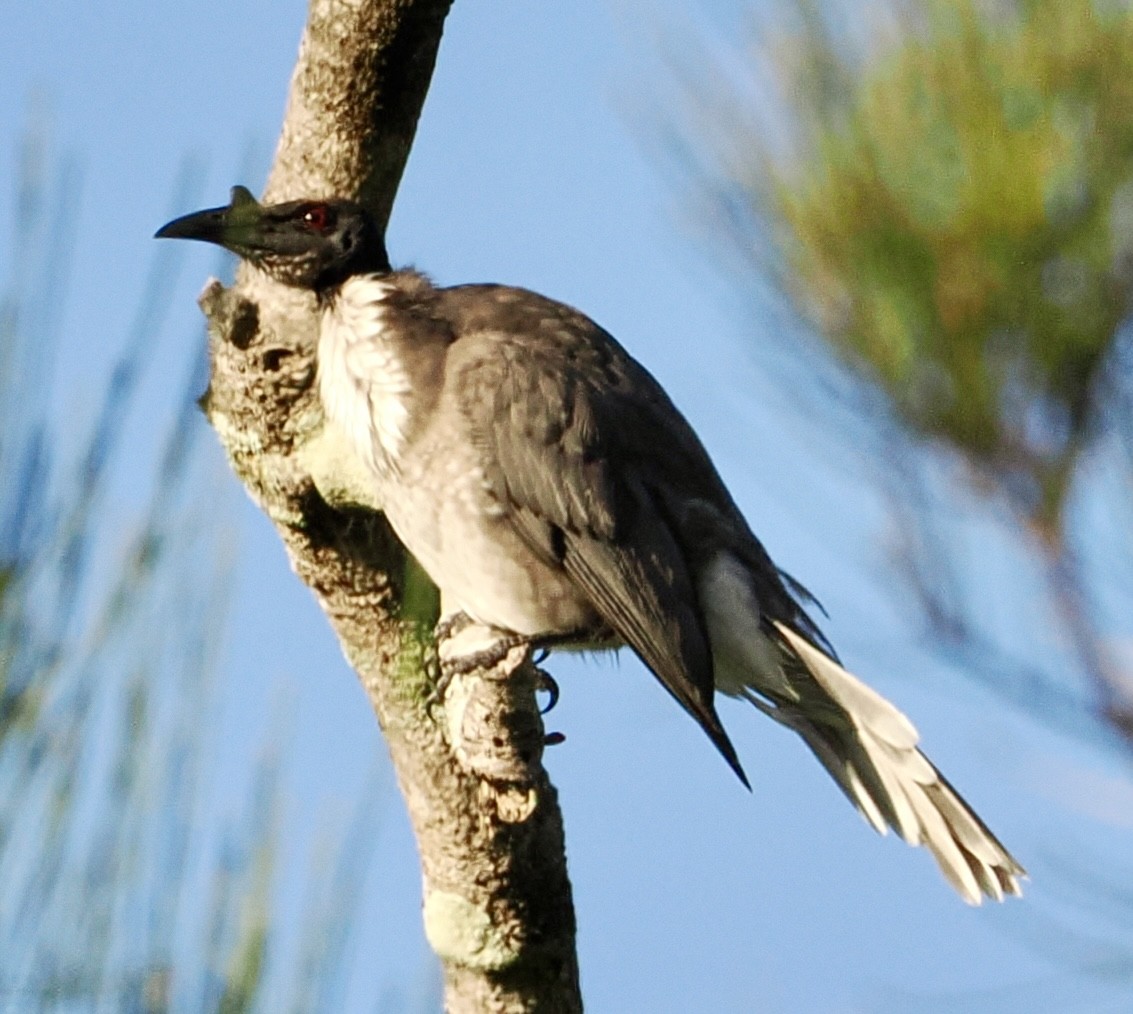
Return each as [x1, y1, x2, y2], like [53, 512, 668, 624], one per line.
[535, 667, 560, 714]
[424, 655, 453, 711]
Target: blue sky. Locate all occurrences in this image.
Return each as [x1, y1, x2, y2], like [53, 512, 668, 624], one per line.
[5, 1, 1133, 1011]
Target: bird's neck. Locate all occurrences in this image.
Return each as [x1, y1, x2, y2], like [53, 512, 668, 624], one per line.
[316, 270, 446, 479]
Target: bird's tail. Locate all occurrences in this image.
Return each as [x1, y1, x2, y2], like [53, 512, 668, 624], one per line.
[741, 622, 1026, 904]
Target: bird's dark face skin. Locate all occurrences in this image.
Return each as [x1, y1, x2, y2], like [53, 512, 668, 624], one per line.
[155, 186, 390, 293]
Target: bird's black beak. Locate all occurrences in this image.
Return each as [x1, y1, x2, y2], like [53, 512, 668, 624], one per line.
[154, 185, 263, 252]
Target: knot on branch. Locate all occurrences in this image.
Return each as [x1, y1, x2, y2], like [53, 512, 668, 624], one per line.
[199, 278, 260, 350]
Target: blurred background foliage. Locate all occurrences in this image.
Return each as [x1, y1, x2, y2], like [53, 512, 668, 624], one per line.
[0, 128, 388, 1012]
[764, 0, 1133, 535]
[681, 0, 1133, 747]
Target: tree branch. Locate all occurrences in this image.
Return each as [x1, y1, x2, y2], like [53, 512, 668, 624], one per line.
[192, 2, 581, 1009]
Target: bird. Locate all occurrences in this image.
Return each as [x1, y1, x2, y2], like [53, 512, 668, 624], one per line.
[157, 185, 1026, 904]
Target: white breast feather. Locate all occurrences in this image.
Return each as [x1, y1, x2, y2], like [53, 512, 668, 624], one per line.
[318, 276, 412, 476]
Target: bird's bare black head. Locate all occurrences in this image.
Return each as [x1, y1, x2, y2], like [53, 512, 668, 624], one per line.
[155, 186, 390, 293]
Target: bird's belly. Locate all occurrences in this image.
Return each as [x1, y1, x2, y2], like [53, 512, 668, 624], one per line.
[382, 477, 597, 638]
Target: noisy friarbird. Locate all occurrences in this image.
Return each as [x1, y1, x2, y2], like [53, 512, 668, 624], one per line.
[158, 187, 1025, 904]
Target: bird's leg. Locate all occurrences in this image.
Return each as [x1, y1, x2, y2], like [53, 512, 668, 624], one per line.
[434, 623, 560, 722]
[438, 625, 588, 681]
[431, 612, 532, 716]
[430, 611, 506, 706]
[439, 631, 533, 679]
[433, 617, 571, 745]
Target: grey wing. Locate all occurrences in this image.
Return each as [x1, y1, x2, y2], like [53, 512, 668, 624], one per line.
[452, 321, 748, 786]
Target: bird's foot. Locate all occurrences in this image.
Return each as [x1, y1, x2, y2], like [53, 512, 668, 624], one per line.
[439, 631, 532, 679]
[430, 614, 516, 706]
[432, 619, 566, 742]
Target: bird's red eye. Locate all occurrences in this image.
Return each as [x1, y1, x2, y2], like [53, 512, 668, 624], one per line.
[303, 205, 331, 231]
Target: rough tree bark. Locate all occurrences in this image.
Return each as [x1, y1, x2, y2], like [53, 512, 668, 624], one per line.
[192, 2, 582, 1010]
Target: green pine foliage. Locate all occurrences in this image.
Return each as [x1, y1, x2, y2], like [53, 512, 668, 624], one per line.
[738, 0, 1133, 535]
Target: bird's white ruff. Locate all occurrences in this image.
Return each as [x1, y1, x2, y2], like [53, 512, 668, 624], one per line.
[319, 276, 412, 476]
